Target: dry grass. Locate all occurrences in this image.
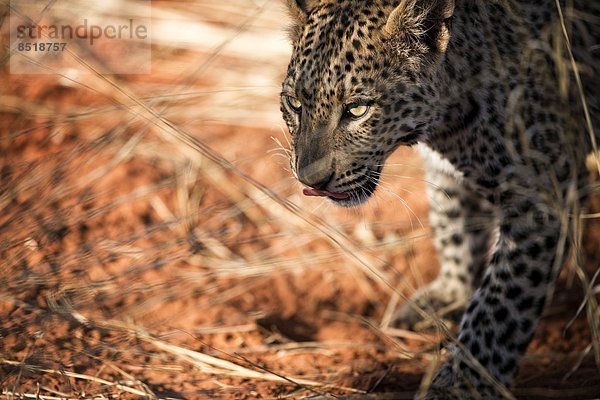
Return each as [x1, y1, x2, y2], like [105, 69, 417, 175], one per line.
[0, 1, 599, 399]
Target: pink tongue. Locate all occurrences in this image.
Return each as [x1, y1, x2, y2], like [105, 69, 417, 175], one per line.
[303, 187, 349, 200]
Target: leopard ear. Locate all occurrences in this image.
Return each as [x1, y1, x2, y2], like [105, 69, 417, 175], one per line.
[285, 0, 310, 23]
[284, 0, 318, 41]
[384, 0, 455, 53]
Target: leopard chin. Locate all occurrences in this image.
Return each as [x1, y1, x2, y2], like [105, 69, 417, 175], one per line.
[329, 175, 379, 208]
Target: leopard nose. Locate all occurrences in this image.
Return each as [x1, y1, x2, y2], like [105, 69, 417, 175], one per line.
[296, 154, 335, 190]
[300, 170, 334, 190]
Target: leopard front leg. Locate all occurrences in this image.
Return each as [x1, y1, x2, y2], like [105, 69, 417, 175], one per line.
[424, 192, 564, 399]
[393, 153, 496, 329]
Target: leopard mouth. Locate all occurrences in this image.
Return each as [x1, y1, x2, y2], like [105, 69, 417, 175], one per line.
[302, 187, 350, 200]
[301, 168, 381, 207]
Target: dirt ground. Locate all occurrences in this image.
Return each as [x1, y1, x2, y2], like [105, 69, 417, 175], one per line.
[1, 1, 600, 399]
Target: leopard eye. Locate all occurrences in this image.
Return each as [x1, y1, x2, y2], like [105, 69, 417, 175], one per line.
[345, 103, 369, 119]
[285, 96, 302, 113]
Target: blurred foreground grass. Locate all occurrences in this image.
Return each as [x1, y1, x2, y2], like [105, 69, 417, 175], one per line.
[0, 1, 599, 399]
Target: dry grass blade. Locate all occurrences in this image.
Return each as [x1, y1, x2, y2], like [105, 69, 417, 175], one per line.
[0, 359, 153, 398]
[140, 335, 364, 394]
[553, 0, 600, 176]
[1, 392, 80, 400]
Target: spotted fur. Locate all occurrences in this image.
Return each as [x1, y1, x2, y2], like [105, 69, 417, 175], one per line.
[280, 0, 599, 398]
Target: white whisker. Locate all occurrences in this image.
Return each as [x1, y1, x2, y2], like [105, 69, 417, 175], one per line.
[366, 177, 426, 230]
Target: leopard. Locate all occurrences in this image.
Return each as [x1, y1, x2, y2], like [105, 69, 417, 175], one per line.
[279, 0, 600, 398]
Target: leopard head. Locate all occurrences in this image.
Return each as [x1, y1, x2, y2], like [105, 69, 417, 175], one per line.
[281, 0, 454, 206]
